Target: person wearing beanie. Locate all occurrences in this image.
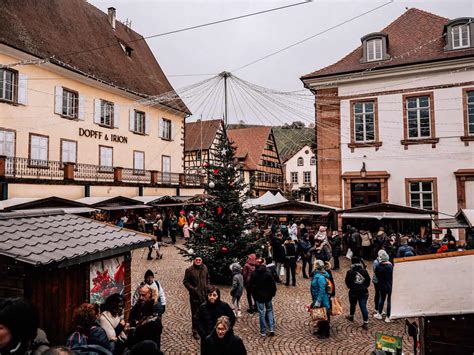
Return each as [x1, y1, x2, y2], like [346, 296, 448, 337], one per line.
[374, 251, 393, 323]
[183, 256, 210, 339]
[345, 257, 371, 330]
[0, 297, 39, 355]
[132, 269, 166, 314]
[229, 263, 244, 317]
[310, 260, 332, 339]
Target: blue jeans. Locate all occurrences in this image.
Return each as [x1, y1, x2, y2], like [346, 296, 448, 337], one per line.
[349, 292, 369, 322]
[302, 254, 313, 277]
[378, 289, 392, 317]
[256, 301, 275, 334]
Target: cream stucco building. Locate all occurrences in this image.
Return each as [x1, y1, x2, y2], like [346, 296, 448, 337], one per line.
[0, 1, 200, 200]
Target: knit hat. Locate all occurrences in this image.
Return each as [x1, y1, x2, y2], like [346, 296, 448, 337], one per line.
[144, 269, 154, 279]
[377, 249, 386, 258]
[314, 259, 325, 270]
[380, 251, 389, 262]
[400, 237, 409, 245]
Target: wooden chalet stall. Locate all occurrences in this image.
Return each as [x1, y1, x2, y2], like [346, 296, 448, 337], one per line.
[391, 251, 474, 354]
[435, 209, 474, 246]
[0, 210, 152, 344]
[256, 200, 338, 230]
[340, 203, 434, 235]
[0, 196, 97, 214]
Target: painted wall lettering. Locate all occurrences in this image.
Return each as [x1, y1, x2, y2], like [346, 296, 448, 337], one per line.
[79, 128, 127, 144]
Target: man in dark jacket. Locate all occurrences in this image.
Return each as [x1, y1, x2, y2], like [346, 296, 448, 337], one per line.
[249, 260, 277, 337]
[183, 256, 210, 339]
[345, 257, 371, 330]
[329, 231, 342, 270]
[349, 228, 362, 257]
[196, 286, 236, 350]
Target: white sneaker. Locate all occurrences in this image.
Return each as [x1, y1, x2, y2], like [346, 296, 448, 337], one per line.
[237, 310, 242, 317]
[385, 317, 391, 323]
[374, 313, 383, 320]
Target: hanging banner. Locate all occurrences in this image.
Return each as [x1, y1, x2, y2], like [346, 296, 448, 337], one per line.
[90, 256, 126, 304]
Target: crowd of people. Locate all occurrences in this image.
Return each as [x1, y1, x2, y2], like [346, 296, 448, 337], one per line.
[0, 216, 461, 354]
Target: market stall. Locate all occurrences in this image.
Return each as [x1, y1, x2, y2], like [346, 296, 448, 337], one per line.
[435, 209, 474, 246]
[256, 200, 338, 230]
[391, 251, 474, 354]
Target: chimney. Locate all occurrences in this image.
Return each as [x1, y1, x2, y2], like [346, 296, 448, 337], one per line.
[108, 7, 116, 30]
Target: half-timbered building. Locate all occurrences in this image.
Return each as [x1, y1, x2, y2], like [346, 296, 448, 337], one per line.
[228, 126, 283, 197]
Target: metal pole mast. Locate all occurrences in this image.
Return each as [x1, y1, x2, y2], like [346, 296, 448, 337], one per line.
[220, 71, 230, 127]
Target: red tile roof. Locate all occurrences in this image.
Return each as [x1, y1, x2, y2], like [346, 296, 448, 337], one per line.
[0, 0, 189, 114]
[185, 119, 223, 152]
[301, 8, 474, 80]
[227, 126, 272, 170]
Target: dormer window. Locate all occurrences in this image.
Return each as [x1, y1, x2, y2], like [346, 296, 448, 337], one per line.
[444, 18, 473, 51]
[452, 24, 470, 49]
[360, 32, 389, 63]
[367, 39, 383, 61]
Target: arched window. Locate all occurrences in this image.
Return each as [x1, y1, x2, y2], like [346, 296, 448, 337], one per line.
[297, 157, 304, 166]
[310, 156, 316, 166]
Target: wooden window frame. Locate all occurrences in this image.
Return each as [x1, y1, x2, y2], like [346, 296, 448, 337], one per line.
[350, 181, 382, 207]
[405, 177, 438, 211]
[0, 127, 17, 158]
[290, 172, 298, 184]
[98, 145, 113, 172]
[60, 138, 78, 164]
[132, 110, 146, 135]
[303, 171, 311, 184]
[133, 150, 145, 175]
[0, 68, 18, 105]
[452, 24, 470, 49]
[367, 38, 383, 62]
[28, 133, 49, 168]
[160, 118, 172, 141]
[461, 87, 474, 145]
[297, 157, 304, 166]
[342, 171, 390, 209]
[348, 98, 382, 152]
[401, 92, 439, 149]
[99, 100, 114, 128]
[60, 87, 79, 120]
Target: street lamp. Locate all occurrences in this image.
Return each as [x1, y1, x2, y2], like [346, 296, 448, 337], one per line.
[360, 162, 367, 178]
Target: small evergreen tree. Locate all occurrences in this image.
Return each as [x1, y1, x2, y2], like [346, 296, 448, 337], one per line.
[182, 135, 264, 284]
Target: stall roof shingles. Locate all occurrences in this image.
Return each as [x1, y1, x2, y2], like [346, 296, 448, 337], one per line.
[185, 120, 223, 152]
[0, 212, 151, 267]
[301, 8, 474, 80]
[228, 126, 272, 170]
[0, 0, 189, 114]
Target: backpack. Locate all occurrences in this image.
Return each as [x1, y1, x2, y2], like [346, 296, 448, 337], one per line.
[67, 331, 88, 349]
[404, 247, 415, 257]
[325, 276, 334, 295]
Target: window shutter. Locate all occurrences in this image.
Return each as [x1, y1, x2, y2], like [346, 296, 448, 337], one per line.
[78, 95, 85, 120]
[129, 109, 135, 131]
[18, 74, 28, 105]
[54, 86, 63, 114]
[113, 103, 120, 128]
[94, 99, 101, 124]
[170, 121, 174, 141]
[145, 116, 150, 135]
[159, 118, 163, 138]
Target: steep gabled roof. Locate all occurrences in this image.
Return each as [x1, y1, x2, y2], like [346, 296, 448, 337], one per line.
[185, 119, 224, 152]
[301, 8, 474, 81]
[0, 0, 189, 114]
[227, 126, 273, 170]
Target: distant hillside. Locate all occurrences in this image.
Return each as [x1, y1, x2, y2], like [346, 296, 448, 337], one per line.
[273, 127, 315, 163]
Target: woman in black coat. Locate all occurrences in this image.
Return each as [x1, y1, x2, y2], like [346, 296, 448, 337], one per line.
[202, 316, 246, 355]
[196, 286, 236, 342]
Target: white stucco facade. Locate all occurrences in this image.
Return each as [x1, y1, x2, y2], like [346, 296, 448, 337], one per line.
[283, 145, 317, 199]
[337, 65, 474, 216]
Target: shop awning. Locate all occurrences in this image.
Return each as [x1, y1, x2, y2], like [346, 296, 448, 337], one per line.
[258, 210, 330, 216]
[435, 218, 470, 229]
[391, 251, 474, 319]
[98, 205, 152, 211]
[11, 207, 98, 214]
[156, 202, 203, 207]
[341, 212, 432, 220]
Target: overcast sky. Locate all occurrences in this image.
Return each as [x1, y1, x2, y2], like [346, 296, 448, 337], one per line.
[89, 0, 473, 125]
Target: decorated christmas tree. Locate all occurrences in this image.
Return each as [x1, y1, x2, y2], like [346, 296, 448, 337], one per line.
[183, 134, 264, 284]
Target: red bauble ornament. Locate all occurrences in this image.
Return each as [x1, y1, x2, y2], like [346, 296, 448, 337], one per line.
[210, 236, 216, 242]
[217, 206, 223, 215]
[199, 222, 205, 228]
[203, 162, 208, 167]
[220, 246, 229, 253]
[213, 169, 219, 175]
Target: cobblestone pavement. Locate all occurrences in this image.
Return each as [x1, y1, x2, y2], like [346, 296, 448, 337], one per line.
[132, 241, 413, 354]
